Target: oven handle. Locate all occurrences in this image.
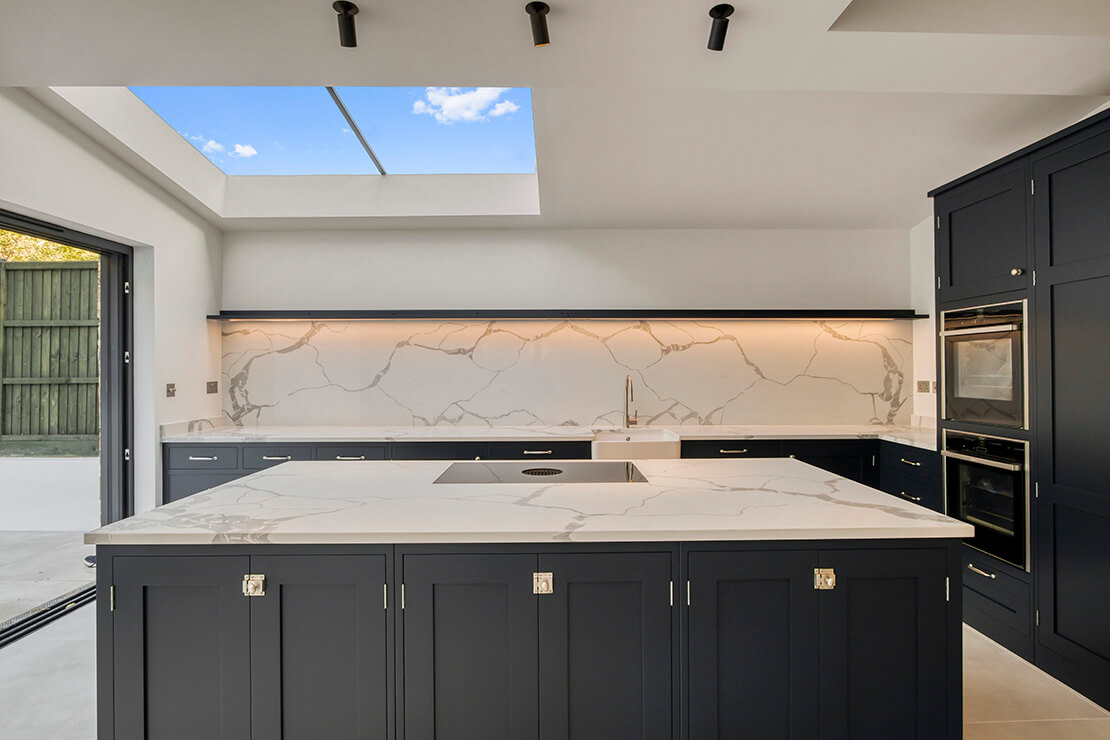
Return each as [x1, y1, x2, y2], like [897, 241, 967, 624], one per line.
[942, 450, 1024, 472]
[940, 324, 1020, 337]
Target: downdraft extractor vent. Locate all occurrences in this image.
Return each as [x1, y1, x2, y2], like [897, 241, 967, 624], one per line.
[521, 467, 563, 477]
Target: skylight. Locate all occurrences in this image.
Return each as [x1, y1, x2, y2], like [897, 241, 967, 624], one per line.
[128, 86, 536, 177]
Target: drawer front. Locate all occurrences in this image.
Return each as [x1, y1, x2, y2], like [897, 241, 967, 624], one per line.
[164, 472, 245, 502]
[314, 445, 388, 462]
[681, 440, 783, 458]
[390, 442, 489, 460]
[487, 441, 591, 460]
[880, 442, 940, 480]
[242, 445, 313, 470]
[962, 550, 1032, 637]
[880, 470, 943, 513]
[166, 445, 239, 470]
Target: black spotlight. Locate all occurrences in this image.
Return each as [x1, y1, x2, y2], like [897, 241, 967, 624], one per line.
[333, 1, 359, 48]
[707, 4, 734, 51]
[525, 2, 551, 47]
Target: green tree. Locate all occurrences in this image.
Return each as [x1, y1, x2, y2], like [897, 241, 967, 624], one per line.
[0, 229, 98, 262]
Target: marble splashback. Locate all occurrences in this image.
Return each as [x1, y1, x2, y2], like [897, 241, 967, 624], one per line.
[220, 320, 913, 427]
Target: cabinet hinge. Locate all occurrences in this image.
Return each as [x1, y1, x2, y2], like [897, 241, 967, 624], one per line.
[123, 351, 130, 365]
[814, 568, 836, 590]
[937, 276, 941, 290]
[383, 583, 388, 611]
[123, 281, 131, 295]
[687, 580, 691, 607]
[936, 216, 941, 230]
[242, 574, 266, 597]
[401, 583, 405, 610]
[871, 455, 876, 467]
[1030, 179, 1035, 196]
[1032, 270, 1037, 287]
[1036, 610, 1040, 627]
[110, 585, 115, 612]
[669, 580, 674, 607]
[533, 572, 554, 595]
[1035, 482, 1039, 498]
[123, 448, 130, 462]
[946, 577, 950, 602]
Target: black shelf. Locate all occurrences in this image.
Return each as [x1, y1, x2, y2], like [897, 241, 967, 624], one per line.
[207, 309, 929, 321]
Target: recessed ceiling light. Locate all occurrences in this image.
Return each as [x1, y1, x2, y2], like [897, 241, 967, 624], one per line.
[707, 4, 734, 51]
[525, 2, 551, 47]
[333, 1, 360, 48]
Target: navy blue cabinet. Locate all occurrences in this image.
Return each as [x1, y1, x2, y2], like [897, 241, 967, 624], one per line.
[98, 541, 960, 739]
[687, 545, 957, 740]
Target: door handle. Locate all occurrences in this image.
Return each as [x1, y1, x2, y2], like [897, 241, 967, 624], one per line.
[899, 491, 922, 502]
[187, 456, 218, 462]
[967, 564, 996, 579]
[335, 455, 366, 461]
[899, 458, 922, 467]
[261, 455, 292, 461]
[719, 449, 748, 454]
[522, 450, 552, 455]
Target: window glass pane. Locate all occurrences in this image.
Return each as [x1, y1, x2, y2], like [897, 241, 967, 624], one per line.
[336, 87, 536, 174]
[128, 86, 376, 175]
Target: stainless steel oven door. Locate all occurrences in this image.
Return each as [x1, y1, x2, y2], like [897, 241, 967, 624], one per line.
[943, 449, 1029, 570]
[942, 325, 1026, 428]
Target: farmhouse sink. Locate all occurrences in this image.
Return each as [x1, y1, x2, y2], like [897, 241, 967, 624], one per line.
[591, 428, 681, 460]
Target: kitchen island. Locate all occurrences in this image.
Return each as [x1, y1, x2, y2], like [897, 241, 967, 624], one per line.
[87, 457, 971, 739]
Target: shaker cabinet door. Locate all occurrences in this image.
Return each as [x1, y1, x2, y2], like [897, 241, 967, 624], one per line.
[936, 163, 1030, 302]
[817, 549, 950, 740]
[400, 554, 539, 740]
[686, 550, 819, 740]
[538, 553, 673, 740]
[112, 556, 251, 740]
[250, 554, 391, 740]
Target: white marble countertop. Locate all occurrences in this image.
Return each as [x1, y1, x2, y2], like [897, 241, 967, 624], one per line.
[86, 458, 969, 545]
[162, 424, 938, 451]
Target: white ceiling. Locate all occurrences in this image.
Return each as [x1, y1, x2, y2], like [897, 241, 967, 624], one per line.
[3, 0, 1109, 230]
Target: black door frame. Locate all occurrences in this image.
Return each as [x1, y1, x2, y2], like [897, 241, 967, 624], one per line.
[0, 208, 134, 525]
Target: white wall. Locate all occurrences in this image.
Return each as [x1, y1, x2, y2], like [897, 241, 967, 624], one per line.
[0, 88, 223, 514]
[222, 228, 912, 310]
[909, 215, 938, 421]
[0, 459, 100, 530]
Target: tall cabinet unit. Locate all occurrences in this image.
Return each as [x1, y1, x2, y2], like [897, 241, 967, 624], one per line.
[930, 109, 1110, 708]
[1030, 126, 1110, 707]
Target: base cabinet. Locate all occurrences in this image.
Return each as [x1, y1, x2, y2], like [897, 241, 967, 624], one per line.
[688, 547, 954, 740]
[98, 541, 960, 739]
[107, 551, 391, 740]
[400, 551, 673, 740]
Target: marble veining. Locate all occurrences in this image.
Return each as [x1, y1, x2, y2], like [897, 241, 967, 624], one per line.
[86, 458, 969, 545]
[220, 320, 913, 428]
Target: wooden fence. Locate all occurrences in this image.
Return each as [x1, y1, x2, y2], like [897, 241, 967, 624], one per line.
[0, 261, 100, 456]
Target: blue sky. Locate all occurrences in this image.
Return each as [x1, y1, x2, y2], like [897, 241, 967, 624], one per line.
[128, 86, 536, 176]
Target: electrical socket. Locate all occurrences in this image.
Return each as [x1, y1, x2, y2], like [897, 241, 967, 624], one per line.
[206, 381, 219, 394]
[916, 380, 930, 393]
[166, 383, 176, 398]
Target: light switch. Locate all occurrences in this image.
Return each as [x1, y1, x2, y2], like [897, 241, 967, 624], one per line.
[166, 383, 176, 398]
[207, 381, 219, 394]
[916, 380, 930, 393]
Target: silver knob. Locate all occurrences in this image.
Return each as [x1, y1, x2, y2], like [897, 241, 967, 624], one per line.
[1010, 268, 1024, 276]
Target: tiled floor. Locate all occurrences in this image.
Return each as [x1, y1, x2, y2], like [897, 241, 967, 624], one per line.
[0, 531, 95, 626]
[0, 613, 1106, 739]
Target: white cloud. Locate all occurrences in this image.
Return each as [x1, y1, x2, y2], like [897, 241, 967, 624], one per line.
[412, 87, 518, 124]
[201, 139, 224, 154]
[490, 101, 520, 117]
[229, 143, 258, 158]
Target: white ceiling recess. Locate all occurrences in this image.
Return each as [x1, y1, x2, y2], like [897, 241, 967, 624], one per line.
[2, 0, 1108, 230]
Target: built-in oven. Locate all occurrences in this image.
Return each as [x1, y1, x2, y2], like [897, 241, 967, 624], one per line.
[943, 430, 1030, 570]
[941, 300, 1027, 429]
